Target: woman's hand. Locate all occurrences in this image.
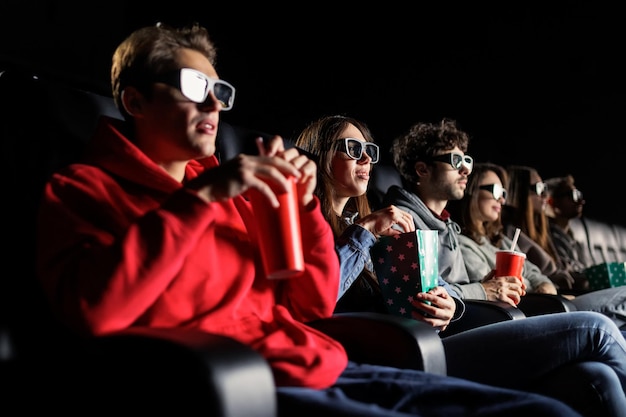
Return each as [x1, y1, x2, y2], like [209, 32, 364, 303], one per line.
[355, 205, 415, 236]
[411, 286, 456, 332]
[481, 271, 526, 306]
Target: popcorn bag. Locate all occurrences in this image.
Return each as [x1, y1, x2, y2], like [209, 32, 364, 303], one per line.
[583, 262, 626, 290]
[370, 230, 439, 318]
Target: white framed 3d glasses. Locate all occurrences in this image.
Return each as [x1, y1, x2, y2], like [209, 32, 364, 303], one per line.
[337, 138, 380, 164]
[154, 67, 236, 111]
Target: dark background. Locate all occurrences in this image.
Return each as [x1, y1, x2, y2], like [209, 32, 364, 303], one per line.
[1, 2, 624, 225]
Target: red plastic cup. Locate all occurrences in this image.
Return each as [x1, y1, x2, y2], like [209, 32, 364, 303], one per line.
[248, 177, 304, 279]
[494, 250, 526, 281]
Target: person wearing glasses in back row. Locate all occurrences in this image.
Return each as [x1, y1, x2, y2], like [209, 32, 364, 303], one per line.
[503, 166, 626, 327]
[382, 118, 528, 305]
[501, 165, 583, 291]
[543, 175, 595, 276]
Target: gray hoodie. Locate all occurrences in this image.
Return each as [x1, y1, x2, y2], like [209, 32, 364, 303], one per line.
[383, 185, 485, 299]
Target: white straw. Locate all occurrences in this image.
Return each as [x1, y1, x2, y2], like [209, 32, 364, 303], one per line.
[510, 228, 521, 250]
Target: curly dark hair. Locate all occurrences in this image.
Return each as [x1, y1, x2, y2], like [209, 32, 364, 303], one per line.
[391, 118, 469, 187]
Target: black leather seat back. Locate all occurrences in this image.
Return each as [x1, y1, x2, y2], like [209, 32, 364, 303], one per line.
[1, 66, 121, 358]
[368, 163, 402, 211]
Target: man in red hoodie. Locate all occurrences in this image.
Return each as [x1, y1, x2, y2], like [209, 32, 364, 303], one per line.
[35, 23, 585, 416]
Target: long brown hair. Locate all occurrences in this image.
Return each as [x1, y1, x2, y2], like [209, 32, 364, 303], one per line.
[448, 162, 508, 247]
[503, 165, 558, 260]
[294, 114, 375, 238]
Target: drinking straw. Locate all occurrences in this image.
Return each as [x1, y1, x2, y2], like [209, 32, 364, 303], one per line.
[510, 228, 521, 250]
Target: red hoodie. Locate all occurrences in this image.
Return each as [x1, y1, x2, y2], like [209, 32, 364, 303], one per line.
[36, 116, 345, 389]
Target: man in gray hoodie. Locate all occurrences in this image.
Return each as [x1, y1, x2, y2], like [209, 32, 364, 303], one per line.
[382, 118, 525, 306]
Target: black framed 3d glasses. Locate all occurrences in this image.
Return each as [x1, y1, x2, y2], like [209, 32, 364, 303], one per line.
[479, 183, 507, 201]
[428, 152, 473, 172]
[336, 138, 379, 164]
[153, 68, 236, 111]
[555, 189, 584, 202]
[530, 181, 547, 196]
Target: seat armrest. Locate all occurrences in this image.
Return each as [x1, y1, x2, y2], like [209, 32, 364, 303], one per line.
[517, 293, 578, 316]
[441, 300, 526, 337]
[307, 312, 447, 375]
[81, 327, 277, 415]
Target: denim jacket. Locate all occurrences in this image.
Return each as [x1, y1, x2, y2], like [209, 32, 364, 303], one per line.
[335, 216, 465, 321]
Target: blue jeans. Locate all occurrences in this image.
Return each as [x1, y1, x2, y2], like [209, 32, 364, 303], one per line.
[277, 362, 580, 417]
[277, 311, 626, 416]
[277, 362, 582, 416]
[442, 311, 626, 414]
[568, 287, 626, 327]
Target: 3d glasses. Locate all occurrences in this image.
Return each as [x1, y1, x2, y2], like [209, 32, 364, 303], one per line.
[337, 138, 379, 164]
[479, 183, 507, 201]
[429, 152, 473, 172]
[555, 189, 584, 202]
[530, 182, 547, 196]
[154, 68, 236, 111]
[571, 189, 584, 202]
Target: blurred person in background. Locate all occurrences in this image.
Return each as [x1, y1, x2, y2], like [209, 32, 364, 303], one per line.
[502, 165, 581, 290]
[503, 166, 626, 327]
[544, 175, 594, 284]
[445, 162, 558, 300]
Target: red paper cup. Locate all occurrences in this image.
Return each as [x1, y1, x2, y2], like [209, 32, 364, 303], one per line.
[248, 177, 304, 279]
[495, 250, 526, 281]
